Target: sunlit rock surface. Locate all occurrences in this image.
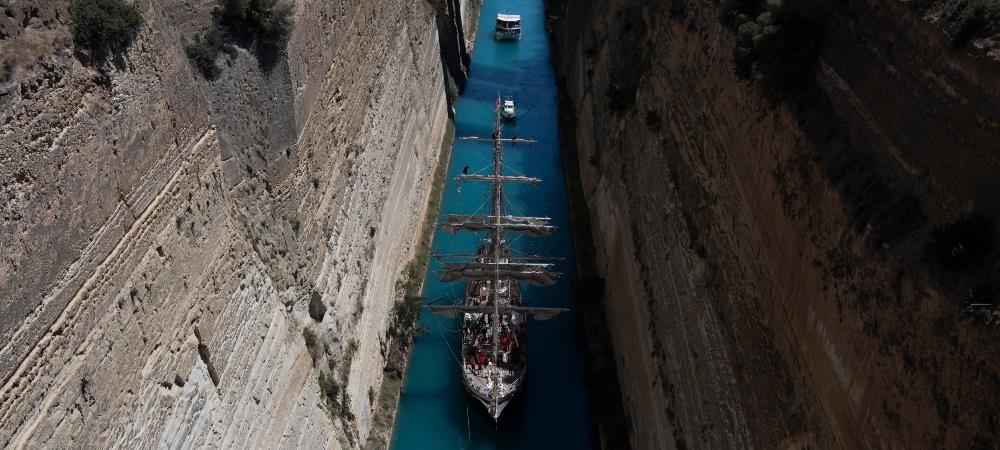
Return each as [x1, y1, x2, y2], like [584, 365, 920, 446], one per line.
[0, 0, 480, 447]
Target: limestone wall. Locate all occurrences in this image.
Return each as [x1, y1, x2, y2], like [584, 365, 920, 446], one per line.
[0, 0, 479, 447]
[548, 0, 999, 448]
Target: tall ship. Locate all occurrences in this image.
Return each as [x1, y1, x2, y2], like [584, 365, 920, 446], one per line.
[428, 96, 566, 420]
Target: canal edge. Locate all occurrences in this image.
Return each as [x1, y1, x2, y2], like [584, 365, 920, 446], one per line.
[547, 6, 632, 448]
[365, 119, 457, 449]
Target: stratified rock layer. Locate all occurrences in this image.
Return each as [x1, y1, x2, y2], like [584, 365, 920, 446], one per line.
[0, 0, 480, 447]
[548, 0, 999, 448]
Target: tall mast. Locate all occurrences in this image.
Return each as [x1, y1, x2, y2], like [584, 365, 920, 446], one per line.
[430, 94, 565, 420]
[490, 96, 505, 262]
[490, 96, 504, 415]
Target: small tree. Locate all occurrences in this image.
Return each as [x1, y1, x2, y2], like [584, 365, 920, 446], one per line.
[731, 0, 820, 93]
[950, 0, 1000, 47]
[718, 0, 763, 29]
[185, 31, 226, 79]
[71, 0, 144, 58]
[215, 0, 293, 51]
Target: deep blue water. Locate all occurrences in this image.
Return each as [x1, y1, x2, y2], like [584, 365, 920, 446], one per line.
[389, 1, 594, 449]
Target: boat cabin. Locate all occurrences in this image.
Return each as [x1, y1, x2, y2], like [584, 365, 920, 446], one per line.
[501, 99, 517, 120]
[495, 14, 521, 41]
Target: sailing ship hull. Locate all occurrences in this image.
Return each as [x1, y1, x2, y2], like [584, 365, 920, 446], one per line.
[494, 30, 521, 41]
[462, 370, 518, 419]
[460, 271, 527, 420]
[469, 388, 514, 419]
[493, 31, 521, 41]
[429, 93, 563, 421]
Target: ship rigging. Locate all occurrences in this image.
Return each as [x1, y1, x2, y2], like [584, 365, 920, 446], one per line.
[426, 95, 567, 420]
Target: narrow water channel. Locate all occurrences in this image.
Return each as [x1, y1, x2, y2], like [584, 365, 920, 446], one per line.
[390, 0, 594, 448]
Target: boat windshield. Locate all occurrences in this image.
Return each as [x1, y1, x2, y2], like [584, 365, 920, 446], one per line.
[496, 15, 521, 29]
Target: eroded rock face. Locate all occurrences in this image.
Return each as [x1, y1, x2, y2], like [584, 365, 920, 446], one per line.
[548, 0, 998, 448]
[0, 0, 479, 447]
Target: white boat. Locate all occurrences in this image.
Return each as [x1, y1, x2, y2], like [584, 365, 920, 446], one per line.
[500, 98, 517, 120]
[495, 14, 521, 41]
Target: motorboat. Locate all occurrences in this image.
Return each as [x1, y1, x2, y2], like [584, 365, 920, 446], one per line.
[500, 98, 517, 120]
[495, 14, 521, 41]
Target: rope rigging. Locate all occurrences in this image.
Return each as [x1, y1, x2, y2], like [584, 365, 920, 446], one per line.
[424, 93, 567, 420]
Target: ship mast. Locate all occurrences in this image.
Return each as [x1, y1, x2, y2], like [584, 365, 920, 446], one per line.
[491, 99, 505, 262]
[428, 94, 567, 420]
[490, 97, 505, 416]
[432, 93, 566, 306]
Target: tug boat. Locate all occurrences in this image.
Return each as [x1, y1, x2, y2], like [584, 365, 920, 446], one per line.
[500, 97, 517, 120]
[495, 13, 521, 41]
[427, 95, 565, 420]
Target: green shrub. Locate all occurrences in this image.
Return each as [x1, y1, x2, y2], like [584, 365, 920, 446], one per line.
[186, 0, 290, 77]
[390, 294, 422, 342]
[950, 0, 1000, 46]
[71, 0, 144, 57]
[733, 19, 763, 78]
[718, 0, 762, 29]
[215, 0, 293, 51]
[184, 31, 229, 79]
[318, 372, 347, 418]
[318, 372, 340, 403]
[302, 326, 323, 366]
[730, 0, 820, 93]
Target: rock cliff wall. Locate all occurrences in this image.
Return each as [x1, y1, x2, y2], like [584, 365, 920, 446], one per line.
[0, 0, 479, 447]
[548, 0, 999, 448]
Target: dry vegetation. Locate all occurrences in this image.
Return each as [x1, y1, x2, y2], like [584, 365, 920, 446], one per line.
[364, 121, 455, 449]
[184, 0, 294, 78]
[70, 0, 143, 59]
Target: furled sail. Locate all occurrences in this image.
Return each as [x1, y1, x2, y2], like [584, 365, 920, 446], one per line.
[456, 174, 542, 185]
[431, 251, 564, 262]
[439, 262, 560, 285]
[439, 93, 560, 420]
[427, 304, 568, 320]
[442, 215, 555, 237]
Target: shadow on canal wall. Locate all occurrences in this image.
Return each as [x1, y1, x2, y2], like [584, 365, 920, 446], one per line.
[545, 0, 1000, 448]
[560, 100, 632, 450]
[430, 0, 483, 117]
[552, 46, 632, 450]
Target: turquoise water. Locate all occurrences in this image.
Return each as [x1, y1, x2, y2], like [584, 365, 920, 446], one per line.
[389, 1, 594, 449]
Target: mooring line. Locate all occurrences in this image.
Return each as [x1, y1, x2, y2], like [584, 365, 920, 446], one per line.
[431, 314, 462, 367]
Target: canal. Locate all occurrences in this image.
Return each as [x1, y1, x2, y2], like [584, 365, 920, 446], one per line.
[390, 0, 595, 448]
